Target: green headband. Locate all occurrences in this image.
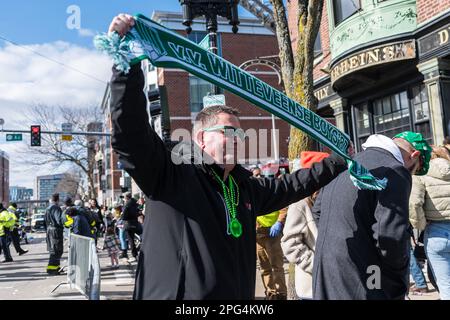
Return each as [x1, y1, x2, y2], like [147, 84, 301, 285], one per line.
[394, 131, 431, 175]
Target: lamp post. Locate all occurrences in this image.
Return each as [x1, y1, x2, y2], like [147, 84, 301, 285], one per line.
[179, 0, 240, 94]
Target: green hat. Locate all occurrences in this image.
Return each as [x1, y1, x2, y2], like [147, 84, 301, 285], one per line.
[394, 131, 431, 175]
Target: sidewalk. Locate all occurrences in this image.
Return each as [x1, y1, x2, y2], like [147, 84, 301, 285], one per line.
[0, 232, 440, 300]
[255, 261, 440, 300]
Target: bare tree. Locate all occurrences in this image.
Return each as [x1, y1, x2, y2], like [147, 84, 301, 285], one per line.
[269, 0, 324, 158]
[18, 104, 102, 199]
[54, 170, 84, 200]
[267, 0, 324, 300]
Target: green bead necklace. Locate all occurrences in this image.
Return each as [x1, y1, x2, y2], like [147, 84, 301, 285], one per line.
[211, 169, 242, 238]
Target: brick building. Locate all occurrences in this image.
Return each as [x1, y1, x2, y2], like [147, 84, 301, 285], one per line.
[288, 0, 450, 150]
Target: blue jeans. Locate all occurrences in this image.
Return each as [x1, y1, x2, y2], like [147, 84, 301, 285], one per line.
[118, 228, 128, 251]
[409, 246, 427, 288]
[425, 221, 450, 300]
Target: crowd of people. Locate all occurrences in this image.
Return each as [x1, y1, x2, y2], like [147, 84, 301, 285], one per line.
[45, 192, 145, 274]
[0, 190, 145, 276]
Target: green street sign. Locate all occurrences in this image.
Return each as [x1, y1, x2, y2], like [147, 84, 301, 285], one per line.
[6, 133, 22, 142]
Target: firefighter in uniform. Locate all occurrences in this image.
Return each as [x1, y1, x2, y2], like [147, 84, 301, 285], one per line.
[44, 193, 64, 274]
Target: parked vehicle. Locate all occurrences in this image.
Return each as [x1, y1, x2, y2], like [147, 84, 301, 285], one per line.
[31, 213, 45, 232]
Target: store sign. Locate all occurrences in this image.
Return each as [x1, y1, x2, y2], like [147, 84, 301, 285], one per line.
[314, 84, 334, 101]
[418, 23, 450, 57]
[331, 40, 416, 84]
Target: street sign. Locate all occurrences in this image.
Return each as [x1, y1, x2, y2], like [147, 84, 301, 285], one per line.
[61, 135, 72, 141]
[203, 94, 226, 108]
[6, 133, 22, 142]
[61, 123, 73, 141]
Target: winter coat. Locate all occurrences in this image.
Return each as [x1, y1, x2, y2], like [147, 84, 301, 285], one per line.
[110, 63, 348, 300]
[281, 198, 317, 299]
[71, 214, 93, 238]
[409, 158, 450, 231]
[312, 147, 412, 300]
[45, 203, 64, 230]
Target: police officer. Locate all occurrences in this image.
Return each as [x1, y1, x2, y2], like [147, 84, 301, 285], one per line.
[0, 203, 14, 262]
[45, 193, 64, 275]
[7, 203, 28, 256]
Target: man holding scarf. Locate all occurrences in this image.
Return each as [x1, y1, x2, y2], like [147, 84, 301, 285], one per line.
[107, 14, 353, 300]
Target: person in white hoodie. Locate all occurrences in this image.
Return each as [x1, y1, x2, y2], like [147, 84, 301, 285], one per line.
[410, 146, 450, 300]
[281, 151, 330, 299]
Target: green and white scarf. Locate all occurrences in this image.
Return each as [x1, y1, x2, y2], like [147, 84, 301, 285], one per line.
[94, 13, 387, 190]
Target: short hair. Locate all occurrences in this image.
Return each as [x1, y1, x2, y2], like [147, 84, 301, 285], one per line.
[431, 146, 450, 161]
[124, 192, 132, 199]
[66, 207, 78, 217]
[52, 193, 60, 203]
[10, 202, 17, 209]
[193, 105, 240, 137]
[64, 197, 73, 206]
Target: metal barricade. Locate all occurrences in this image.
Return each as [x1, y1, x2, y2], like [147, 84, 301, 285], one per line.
[67, 233, 101, 300]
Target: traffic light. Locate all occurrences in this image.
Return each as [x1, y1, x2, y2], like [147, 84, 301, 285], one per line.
[30, 125, 41, 147]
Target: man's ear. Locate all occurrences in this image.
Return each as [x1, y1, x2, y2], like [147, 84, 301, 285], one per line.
[411, 150, 421, 160]
[195, 130, 205, 149]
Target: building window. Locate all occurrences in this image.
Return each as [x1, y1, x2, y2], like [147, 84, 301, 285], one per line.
[189, 75, 213, 113]
[333, 0, 361, 26]
[106, 174, 112, 190]
[188, 31, 207, 44]
[314, 33, 322, 57]
[355, 103, 371, 147]
[373, 91, 410, 138]
[353, 85, 432, 150]
[187, 31, 221, 115]
[411, 84, 432, 143]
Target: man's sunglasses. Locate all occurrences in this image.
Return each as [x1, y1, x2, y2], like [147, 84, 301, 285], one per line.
[202, 125, 246, 141]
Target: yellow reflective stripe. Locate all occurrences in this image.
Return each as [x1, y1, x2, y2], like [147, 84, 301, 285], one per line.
[47, 265, 60, 270]
[64, 215, 73, 227]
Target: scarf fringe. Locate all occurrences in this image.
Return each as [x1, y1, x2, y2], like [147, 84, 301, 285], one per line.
[347, 160, 388, 191]
[94, 32, 132, 74]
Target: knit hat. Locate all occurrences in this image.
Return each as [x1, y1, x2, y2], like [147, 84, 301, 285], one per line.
[300, 151, 330, 169]
[394, 131, 431, 176]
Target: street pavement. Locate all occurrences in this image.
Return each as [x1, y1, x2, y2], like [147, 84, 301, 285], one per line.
[0, 232, 440, 300]
[0, 232, 136, 300]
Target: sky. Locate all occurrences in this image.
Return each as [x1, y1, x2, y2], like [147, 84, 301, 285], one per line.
[0, 1, 254, 190]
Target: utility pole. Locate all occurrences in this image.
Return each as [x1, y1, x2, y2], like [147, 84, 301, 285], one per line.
[0, 128, 111, 137]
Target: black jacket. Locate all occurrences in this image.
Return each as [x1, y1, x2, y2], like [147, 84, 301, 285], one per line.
[45, 203, 63, 230]
[72, 214, 93, 238]
[122, 198, 140, 222]
[110, 63, 347, 300]
[312, 148, 412, 300]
